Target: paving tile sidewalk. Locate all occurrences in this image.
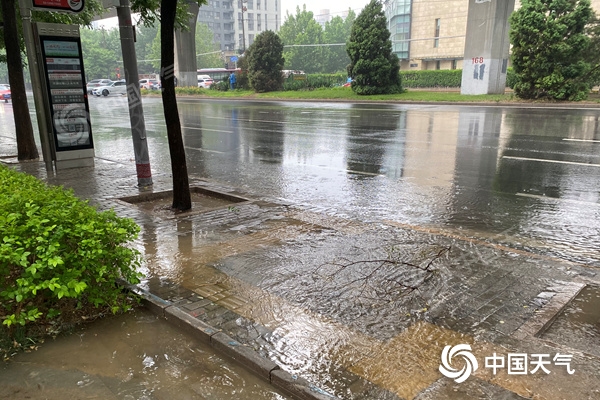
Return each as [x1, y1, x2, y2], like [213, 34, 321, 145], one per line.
[3, 149, 600, 399]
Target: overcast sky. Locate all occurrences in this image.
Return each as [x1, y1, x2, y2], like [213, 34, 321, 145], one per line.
[282, 0, 368, 19]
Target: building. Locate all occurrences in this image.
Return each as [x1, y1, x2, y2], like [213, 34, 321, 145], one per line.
[385, 0, 600, 71]
[315, 9, 332, 28]
[197, 0, 282, 54]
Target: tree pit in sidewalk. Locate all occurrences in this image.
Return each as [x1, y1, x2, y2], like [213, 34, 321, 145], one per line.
[118, 186, 251, 218]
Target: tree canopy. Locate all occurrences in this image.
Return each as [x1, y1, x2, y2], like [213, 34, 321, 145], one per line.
[509, 0, 593, 101]
[247, 30, 285, 92]
[346, 0, 401, 95]
[278, 6, 355, 74]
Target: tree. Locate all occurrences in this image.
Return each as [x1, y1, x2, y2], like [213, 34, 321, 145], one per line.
[247, 30, 285, 93]
[322, 10, 356, 73]
[134, 24, 159, 75]
[1, 0, 38, 160]
[81, 28, 121, 80]
[195, 22, 222, 69]
[509, 0, 593, 101]
[278, 5, 323, 73]
[160, 0, 191, 211]
[346, 0, 401, 95]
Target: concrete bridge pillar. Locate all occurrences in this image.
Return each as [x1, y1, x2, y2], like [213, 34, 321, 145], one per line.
[174, 1, 200, 87]
[461, 0, 515, 95]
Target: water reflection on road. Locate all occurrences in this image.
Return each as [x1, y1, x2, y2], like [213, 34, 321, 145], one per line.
[90, 98, 600, 266]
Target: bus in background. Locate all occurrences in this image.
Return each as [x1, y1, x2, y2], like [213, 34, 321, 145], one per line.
[197, 68, 241, 84]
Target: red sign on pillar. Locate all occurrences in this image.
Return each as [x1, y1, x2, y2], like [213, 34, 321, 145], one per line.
[32, 0, 85, 13]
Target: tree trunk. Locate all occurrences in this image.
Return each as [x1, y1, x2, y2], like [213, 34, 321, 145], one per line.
[2, 0, 39, 161]
[161, 0, 191, 211]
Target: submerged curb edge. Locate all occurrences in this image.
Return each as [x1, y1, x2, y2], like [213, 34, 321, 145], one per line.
[117, 279, 339, 400]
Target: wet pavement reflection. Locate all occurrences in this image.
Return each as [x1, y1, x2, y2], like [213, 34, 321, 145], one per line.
[3, 96, 600, 399]
[87, 98, 600, 266]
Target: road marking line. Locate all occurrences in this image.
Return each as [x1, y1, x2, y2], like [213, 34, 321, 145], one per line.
[516, 192, 600, 206]
[503, 155, 600, 168]
[183, 126, 234, 134]
[562, 138, 600, 143]
[184, 146, 226, 154]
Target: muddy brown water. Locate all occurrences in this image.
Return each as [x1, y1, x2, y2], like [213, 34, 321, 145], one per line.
[0, 308, 288, 400]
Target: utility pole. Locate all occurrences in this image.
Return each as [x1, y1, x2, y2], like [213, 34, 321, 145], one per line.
[241, 0, 247, 52]
[116, 0, 153, 186]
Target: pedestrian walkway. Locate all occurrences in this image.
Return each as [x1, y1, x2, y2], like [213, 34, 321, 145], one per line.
[2, 138, 600, 399]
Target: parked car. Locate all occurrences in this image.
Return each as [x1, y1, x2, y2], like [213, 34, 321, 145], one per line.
[197, 75, 214, 88]
[92, 80, 127, 97]
[0, 84, 10, 103]
[86, 79, 112, 94]
[139, 79, 160, 90]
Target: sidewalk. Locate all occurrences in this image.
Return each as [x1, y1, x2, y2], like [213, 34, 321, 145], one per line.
[2, 144, 600, 399]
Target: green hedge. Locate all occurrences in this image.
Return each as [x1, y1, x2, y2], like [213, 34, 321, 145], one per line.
[400, 70, 462, 88]
[0, 165, 141, 336]
[284, 73, 347, 91]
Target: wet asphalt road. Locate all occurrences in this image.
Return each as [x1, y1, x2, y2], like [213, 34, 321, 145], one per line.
[88, 96, 600, 267]
[3, 95, 600, 399]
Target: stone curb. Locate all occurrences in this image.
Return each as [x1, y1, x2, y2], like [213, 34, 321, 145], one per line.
[117, 280, 340, 400]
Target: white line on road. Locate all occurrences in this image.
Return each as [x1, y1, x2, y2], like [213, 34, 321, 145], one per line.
[503, 155, 600, 168]
[562, 138, 600, 143]
[183, 126, 234, 134]
[516, 192, 600, 206]
[184, 146, 227, 154]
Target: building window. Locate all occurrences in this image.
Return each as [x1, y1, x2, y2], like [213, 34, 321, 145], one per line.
[265, 0, 267, 10]
[248, 13, 254, 30]
[434, 18, 440, 48]
[275, 0, 278, 11]
[436, 60, 441, 70]
[452, 59, 457, 70]
[238, 12, 243, 29]
[257, 14, 261, 31]
[248, 0, 253, 10]
[249, 34, 255, 46]
[257, 0, 260, 10]
[265, 14, 268, 30]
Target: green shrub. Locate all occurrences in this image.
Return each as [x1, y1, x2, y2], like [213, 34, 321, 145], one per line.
[0, 165, 141, 334]
[400, 70, 462, 88]
[211, 81, 230, 91]
[505, 67, 516, 89]
[283, 73, 347, 91]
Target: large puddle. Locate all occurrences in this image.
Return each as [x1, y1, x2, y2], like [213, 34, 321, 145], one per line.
[542, 285, 600, 357]
[0, 308, 288, 400]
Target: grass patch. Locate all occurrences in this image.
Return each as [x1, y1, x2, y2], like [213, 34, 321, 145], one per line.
[149, 85, 600, 104]
[168, 86, 519, 103]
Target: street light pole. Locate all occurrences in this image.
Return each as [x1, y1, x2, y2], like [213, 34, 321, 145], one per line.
[241, 0, 247, 52]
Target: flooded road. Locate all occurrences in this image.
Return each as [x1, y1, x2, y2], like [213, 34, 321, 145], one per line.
[0, 308, 288, 400]
[3, 96, 600, 399]
[88, 97, 600, 266]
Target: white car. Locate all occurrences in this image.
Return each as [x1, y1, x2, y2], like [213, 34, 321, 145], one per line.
[197, 75, 214, 88]
[86, 79, 112, 94]
[92, 80, 127, 97]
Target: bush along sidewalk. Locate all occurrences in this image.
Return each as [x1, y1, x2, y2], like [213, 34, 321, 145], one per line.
[0, 164, 142, 359]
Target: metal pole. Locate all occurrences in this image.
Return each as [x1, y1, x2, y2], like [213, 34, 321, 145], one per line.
[241, 2, 246, 52]
[17, 0, 53, 172]
[116, 0, 153, 186]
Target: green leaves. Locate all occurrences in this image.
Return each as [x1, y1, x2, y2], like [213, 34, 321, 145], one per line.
[510, 0, 593, 100]
[247, 31, 285, 93]
[0, 165, 141, 331]
[346, 0, 402, 95]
